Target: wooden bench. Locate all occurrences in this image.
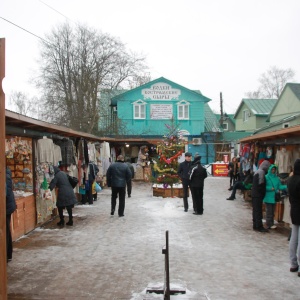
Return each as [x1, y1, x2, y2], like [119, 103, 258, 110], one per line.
[243, 190, 252, 201]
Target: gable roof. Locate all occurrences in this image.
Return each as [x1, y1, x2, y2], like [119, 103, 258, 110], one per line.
[215, 113, 236, 125]
[110, 77, 211, 105]
[233, 98, 277, 118]
[266, 82, 300, 121]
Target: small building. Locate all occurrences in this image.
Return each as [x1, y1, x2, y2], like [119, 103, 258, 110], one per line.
[109, 77, 218, 163]
[234, 98, 277, 131]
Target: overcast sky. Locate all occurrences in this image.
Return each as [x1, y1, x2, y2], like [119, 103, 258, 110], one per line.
[1, 0, 300, 114]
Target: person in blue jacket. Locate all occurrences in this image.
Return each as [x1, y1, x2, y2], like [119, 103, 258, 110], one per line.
[6, 167, 16, 262]
[263, 164, 287, 229]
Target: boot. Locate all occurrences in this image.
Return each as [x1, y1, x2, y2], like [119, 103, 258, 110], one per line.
[66, 217, 73, 226]
[57, 207, 65, 226]
[57, 218, 64, 226]
[66, 207, 73, 226]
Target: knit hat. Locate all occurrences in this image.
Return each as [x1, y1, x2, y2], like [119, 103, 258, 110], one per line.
[194, 152, 201, 158]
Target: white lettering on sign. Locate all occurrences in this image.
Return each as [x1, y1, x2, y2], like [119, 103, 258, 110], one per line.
[150, 104, 173, 119]
[142, 83, 181, 100]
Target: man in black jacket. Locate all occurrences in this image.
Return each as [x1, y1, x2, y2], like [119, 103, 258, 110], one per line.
[189, 155, 207, 215]
[177, 152, 192, 212]
[252, 160, 270, 232]
[106, 155, 132, 217]
[6, 167, 16, 261]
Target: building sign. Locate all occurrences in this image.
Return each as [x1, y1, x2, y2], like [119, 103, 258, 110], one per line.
[150, 104, 173, 119]
[142, 83, 181, 100]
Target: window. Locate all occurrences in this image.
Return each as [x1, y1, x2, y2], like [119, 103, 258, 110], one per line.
[222, 122, 228, 131]
[133, 100, 146, 119]
[177, 100, 189, 120]
[243, 110, 250, 122]
[282, 122, 289, 128]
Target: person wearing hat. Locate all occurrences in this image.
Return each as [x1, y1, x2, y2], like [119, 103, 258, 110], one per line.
[189, 154, 207, 215]
[177, 152, 192, 212]
[106, 155, 132, 217]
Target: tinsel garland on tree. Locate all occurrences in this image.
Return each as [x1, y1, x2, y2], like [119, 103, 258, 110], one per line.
[151, 123, 186, 187]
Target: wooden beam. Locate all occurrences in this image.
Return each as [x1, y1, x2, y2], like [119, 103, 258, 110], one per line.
[0, 38, 7, 299]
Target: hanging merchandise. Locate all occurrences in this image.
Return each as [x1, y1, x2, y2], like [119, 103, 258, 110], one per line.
[41, 176, 49, 190]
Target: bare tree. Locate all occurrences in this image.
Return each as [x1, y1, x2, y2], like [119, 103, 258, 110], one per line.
[9, 91, 39, 117]
[246, 66, 295, 98]
[36, 22, 148, 133]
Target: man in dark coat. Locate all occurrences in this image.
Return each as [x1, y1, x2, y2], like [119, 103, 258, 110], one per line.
[189, 155, 207, 215]
[106, 155, 132, 217]
[287, 159, 300, 274]
[49, 167, 77, 226]
[177, 152, 192, 212]
[6, 167, 16, 262]
[125, 159, 135, 198]
[252, 160, 270, 232]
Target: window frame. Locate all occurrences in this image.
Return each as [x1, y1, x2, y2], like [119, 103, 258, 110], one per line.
[177, 100, 190, 120]
[243, 110, 249, 122]
[133, 100, 146, 119]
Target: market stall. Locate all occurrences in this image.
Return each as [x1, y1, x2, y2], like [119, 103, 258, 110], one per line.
[239, 125, 300, 225]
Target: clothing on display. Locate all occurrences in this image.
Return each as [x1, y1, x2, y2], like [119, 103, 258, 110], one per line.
[37, 136, 55, 164]
[275, 148, 293, 174]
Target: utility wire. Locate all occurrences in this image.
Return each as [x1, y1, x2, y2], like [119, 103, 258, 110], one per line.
[0, 16, 51, 45]
[39, 0, 75, 23]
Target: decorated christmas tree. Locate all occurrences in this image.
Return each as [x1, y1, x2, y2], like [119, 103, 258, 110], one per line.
[151, 122, 186, 187]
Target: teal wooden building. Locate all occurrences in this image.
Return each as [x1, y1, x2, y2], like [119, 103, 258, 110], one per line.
[110, 77, 216, 163]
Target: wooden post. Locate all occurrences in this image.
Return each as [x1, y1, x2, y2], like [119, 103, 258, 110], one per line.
[0, 38, 7, 299]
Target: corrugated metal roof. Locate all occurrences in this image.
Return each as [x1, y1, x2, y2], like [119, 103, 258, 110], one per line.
[204, 104, 222, 132]
[287, 83, 300, 99]
[243, 99, 277, 115]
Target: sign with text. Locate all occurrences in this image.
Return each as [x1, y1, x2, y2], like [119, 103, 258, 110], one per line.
[212, 163, 229, 177]
[142, 83, 181, 100]
[150, 104, 173, 119]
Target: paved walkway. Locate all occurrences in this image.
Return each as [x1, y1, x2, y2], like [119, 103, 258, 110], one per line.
[7, 177, 298, 300]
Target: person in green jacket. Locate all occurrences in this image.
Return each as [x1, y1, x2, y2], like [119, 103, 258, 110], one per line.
[263, 164, 287, 229]
[226, 170, 253, 200]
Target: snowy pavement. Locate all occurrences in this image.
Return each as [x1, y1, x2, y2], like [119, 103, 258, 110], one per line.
[7, 177, 297, 300]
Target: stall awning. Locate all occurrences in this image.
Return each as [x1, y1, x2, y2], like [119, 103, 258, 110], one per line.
[239, 124, 300, 145]
[5, 110, 114, 141]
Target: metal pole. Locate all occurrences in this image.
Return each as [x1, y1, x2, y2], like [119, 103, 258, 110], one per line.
[0, 38, 7, 299]
[164, 230, 170, 300]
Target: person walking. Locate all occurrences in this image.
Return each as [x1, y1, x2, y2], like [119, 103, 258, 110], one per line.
[263, 164, 287, 229]
[106, 155, 132, 217]
[189, 154, 207, 215]
[177, 152, 192, 212]
[125, 159, 135, 197]
[6, 167, 16, 262]
[287, 159, 300, 276]
[226, 170, 253, 200]
[252, 160, 270, 232]
[49, 166, 77, 226]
